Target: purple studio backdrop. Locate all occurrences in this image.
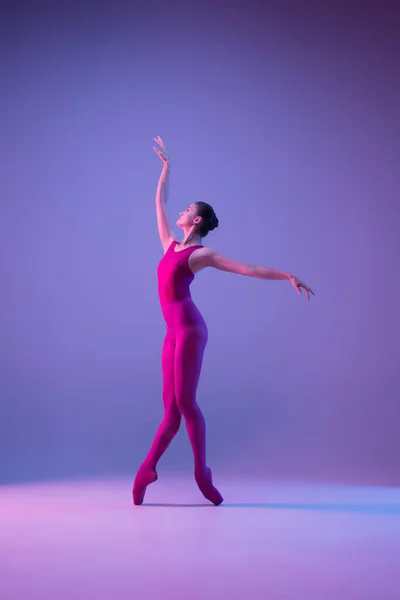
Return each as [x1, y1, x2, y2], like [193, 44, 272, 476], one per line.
[0, 0, 398, 485]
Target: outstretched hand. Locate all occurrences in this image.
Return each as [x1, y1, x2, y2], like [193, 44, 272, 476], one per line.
[289, 275, 315, 301]
[153, 136, 169, 167]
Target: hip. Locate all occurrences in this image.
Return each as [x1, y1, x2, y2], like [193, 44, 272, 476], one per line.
[161, 297, 207, 332]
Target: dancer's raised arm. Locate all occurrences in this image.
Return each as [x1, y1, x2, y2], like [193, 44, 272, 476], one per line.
[153, 136, 174, 252]
[193, 249, 315, 301]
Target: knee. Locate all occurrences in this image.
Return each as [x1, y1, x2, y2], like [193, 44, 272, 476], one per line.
[176, 397, 199, 420]
[164, 407, 182, 432]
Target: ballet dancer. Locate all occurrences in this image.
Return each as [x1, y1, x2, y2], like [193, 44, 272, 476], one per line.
[133, 137, 314, 506]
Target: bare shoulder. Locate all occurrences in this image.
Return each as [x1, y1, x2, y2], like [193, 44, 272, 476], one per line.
[188, 246, 216, 274]
[189, 247, 250, 276]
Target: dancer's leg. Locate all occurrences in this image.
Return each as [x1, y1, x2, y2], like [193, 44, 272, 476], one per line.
[142, 333, 182, 469]
[175, 327, 223, 505]
[133, 333, 182, 505]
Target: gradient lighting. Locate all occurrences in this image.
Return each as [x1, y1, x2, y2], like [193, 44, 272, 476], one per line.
[1, 1, 397, 485]
[0, 1, 399, 597]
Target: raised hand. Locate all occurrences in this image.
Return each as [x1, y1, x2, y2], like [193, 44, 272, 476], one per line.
[289, 275, 315, 301]
[153, 136, 169, 167]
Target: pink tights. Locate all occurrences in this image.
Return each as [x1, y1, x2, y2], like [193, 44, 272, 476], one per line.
[133, 299, 223, 506]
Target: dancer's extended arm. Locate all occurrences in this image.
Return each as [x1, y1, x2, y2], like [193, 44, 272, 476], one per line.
[197, 249, 315, 301]
[153, 136, 174, 252]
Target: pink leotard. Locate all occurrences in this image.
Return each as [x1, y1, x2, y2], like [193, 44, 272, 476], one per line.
[158, 240, 203, 303]
[133, 239, 223, 506]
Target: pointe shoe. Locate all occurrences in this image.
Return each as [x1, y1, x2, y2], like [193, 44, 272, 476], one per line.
[195, 467, 223, 506]
[132, 467, 158, 506]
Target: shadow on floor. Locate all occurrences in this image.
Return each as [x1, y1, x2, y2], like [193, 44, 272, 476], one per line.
[143, 502, 400, 514]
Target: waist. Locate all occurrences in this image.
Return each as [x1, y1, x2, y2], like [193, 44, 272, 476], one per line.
[160, 297, 206, 329]
[157, 273, 194, 304]
[159, 290, 192, 304]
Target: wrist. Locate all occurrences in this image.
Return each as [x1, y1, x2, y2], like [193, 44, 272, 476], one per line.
[160, 167, 169, 181]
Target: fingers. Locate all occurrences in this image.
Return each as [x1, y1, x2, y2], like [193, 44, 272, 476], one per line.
[153, 147, 169, 166]
[305, 285, 315, 298]
[153, 147, 165, 158]
[301, 285, 309, 300]
[301, 284, 314, 301]
[153, 136, 168, 160]
[292, 276, 315, 301]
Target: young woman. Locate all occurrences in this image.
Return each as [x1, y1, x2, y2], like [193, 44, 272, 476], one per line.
[133, 137, 314, 506]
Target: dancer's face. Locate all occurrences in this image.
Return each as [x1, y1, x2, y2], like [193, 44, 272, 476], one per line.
[176, 204, 201, 228]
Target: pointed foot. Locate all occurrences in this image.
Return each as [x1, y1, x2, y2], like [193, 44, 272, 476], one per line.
[132, 467, 158, 506]
[195, 467, 223, 506]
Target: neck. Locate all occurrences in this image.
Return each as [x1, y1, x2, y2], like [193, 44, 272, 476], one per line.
[180, 228, 201, 246]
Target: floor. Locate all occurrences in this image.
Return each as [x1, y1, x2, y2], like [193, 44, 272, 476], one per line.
[1, 475, 399, 599]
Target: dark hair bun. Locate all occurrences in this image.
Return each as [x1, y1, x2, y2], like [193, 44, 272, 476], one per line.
[209, 213, 219, 231]
[194, 201, 219, 237]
